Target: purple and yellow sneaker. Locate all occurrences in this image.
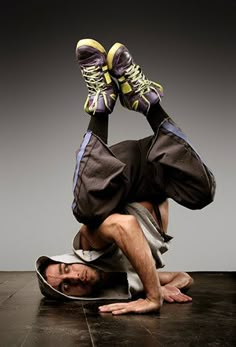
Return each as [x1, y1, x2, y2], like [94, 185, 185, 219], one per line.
[75, 39, 117, 115]
[107, 43, 163, 115]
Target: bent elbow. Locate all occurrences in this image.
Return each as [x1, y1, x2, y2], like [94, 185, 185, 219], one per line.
[180, 272, 194, 289]
[187, 274, 194, 288]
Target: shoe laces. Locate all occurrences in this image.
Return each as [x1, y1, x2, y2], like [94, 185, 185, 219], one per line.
[82, 65, 111, 114]
[125, 63, 163, 112]
[125, 63, 163, 94]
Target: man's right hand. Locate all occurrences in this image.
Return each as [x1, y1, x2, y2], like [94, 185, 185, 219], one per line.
[99, 297, 163, 315]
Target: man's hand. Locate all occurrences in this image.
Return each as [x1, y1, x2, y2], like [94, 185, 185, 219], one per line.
[162, 284, 192, 303]
[99, 297, 163, 315]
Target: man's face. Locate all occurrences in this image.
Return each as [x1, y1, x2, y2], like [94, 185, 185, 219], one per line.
[45, 263, 103, 297]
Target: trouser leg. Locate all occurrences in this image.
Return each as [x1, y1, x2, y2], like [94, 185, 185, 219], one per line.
[143, 103, 216, 209]
[72, 113, 132, 227]
[72, 104, 216, 227]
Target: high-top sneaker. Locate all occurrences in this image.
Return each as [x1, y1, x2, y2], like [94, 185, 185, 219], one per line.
[76, 38, 117, 115]
[107, 42, 163, 115]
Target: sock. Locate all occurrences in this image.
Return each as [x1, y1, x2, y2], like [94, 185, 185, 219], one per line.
[87, 114, 109, 144]
[146, 102, 169, 133]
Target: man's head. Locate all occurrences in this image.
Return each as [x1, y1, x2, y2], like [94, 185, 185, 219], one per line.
[43, 262, 105, 297]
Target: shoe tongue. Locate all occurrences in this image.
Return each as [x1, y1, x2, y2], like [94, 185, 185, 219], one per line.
[77, 50, 106, 67]
[82, 59, 103, 68]
[115, 51, 133, 76]
[122, 51, 132, 63]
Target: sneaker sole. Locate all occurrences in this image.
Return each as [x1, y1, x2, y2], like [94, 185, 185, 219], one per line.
[76, 38, 106, 54]
[107, 42, 124, 70]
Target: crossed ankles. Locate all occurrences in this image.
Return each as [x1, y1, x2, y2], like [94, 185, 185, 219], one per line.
[76, 38, 163, 116]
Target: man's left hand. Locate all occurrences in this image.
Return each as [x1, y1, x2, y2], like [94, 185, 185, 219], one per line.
[162, 284, 192, 303]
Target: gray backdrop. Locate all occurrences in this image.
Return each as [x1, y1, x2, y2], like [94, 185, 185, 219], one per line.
[1, 0, 235, 271]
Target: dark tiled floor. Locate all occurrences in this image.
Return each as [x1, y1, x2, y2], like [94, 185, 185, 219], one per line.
[0, 272, 235, 346]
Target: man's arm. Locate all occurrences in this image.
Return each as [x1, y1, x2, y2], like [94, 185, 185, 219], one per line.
[80, 213, 163, 315]
[159, 271, 194, 289]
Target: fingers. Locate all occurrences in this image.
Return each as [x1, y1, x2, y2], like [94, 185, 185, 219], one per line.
[177, 292, 192, 302]
[164, 296, 175, 303]
[99, 302, 129, 313]
[164, 292, 192, 303]
[98, 293, 192, 316]
[99, 301, 143, 315]
[99, 298, 161, 315]
[172, 293, 187, 303]
[162, 285, 193, 303]
[181, 293, 192, 301]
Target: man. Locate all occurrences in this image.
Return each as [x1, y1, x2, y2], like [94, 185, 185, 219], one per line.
[36, 38, 215, 315]
[36, 200, 194, 311]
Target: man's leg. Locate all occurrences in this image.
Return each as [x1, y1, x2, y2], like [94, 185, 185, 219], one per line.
[145, 103, 216, 209]
[72, 115, 131, 227]
[72, 39, 141, 227]
[107, 42, 216, 210]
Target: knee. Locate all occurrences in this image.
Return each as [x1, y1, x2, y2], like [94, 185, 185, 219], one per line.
[209, 177, 216, 203]
[196, 177, 216, 209]
[185, 170, 216, 210]
[204, 170, 216, 204]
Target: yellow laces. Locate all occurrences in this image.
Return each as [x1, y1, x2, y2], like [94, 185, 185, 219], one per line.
[125, 64, 163, 113]
[82, 65, 111, 114]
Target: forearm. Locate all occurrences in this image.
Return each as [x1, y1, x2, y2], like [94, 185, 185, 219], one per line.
[96, 214, 163, 303]
[159, 271, 194, 290]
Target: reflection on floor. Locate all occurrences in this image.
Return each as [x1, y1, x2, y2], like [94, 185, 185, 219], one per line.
[0, 272, 235, 346]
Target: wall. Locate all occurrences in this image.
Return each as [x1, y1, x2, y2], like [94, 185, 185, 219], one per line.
[0, 0, 235, 270]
